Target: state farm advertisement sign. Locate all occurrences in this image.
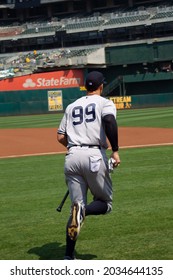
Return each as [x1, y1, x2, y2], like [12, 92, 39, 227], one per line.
[0, 70, 84, 91]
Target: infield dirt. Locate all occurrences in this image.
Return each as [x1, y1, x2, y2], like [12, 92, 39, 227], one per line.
[0, 127, 173, 158]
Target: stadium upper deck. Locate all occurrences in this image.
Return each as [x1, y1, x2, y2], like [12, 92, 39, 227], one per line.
[1, 0, 173, 80]
[1, 0, 173, 53]
[0, 0, 171, 23]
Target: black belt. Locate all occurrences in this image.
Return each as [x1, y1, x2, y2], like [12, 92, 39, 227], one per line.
[69, 145, 101, 149]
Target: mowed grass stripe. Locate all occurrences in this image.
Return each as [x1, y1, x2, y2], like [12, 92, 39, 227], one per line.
[118, 111, 173, 123]
[0, 114, 63, 129]
[0, 146, 172, 260]
[118, 106, 173, 117]
[117, 107, 173, 128]
[0, 107, 173, 129]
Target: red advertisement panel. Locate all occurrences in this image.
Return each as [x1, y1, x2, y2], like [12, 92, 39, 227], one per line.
[0, 69, 84, 92]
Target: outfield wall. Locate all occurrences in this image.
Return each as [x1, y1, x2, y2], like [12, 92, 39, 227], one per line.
[0, 69, 86, 116]
[0, 91, 172, 116]
[0, 88, 86, 116]
[0, 69, 173, 116]
[109, 93, 173, 110]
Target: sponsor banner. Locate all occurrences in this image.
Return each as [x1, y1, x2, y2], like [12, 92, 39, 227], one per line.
[0, 70, 84, 92]
[48, 90, 63, 111]
[109, 96, 132, 109]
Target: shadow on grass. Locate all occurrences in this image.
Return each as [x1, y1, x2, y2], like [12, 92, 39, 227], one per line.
[27, 242, 97, 260]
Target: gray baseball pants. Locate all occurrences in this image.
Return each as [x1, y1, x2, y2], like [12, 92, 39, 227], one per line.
[64, 146, 113, 212]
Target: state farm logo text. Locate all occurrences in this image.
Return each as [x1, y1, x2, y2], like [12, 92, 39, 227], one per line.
[23, 76, 81, 88]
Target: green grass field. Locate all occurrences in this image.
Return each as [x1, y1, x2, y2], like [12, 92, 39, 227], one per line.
[0, 106, 173, 129]
[0, 107, 173, 260]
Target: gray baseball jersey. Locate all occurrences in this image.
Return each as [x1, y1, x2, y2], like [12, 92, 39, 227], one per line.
[58, 94, 117, 148]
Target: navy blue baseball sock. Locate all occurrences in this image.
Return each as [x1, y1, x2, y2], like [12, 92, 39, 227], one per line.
[85, 200, 107, 215]
[65, 235, 76, 259]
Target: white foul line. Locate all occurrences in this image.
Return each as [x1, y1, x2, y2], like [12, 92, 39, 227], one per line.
[0, 142, 173, 159]
[120, 142, 173, 149]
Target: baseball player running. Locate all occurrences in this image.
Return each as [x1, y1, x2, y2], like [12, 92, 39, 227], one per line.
[57, 71, 120, 260]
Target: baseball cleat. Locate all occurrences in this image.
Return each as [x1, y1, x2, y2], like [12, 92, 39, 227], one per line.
[67, 202, 85, 241]
[64, 256, 75, 260]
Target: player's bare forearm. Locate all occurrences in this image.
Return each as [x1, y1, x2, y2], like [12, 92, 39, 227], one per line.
[57, 133, 68, 147]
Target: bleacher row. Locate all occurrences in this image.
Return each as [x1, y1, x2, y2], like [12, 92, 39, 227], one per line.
[1, 6, 173, 38]
[65, 20, 104, 30]
[151, 10, 173, 19]
[104, 14, 149, 26]
[22, 25, 60, 35]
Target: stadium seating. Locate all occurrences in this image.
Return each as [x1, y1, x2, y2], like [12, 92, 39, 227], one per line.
[22, 25, 62, 35]
[1, 3, 173, 79]
[65, 19, 105, 30]
[0, 5, 173, 39]
[103, 13, 150, 26]
[151, 10, 173, 19]
[0, 26, 24, 37]
[0, 47, 101, 78]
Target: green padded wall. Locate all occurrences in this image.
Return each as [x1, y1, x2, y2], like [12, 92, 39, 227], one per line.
[0, 88, 86, 116]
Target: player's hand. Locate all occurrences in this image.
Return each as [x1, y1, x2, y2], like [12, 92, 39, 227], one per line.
[111, 151, 121, 168]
